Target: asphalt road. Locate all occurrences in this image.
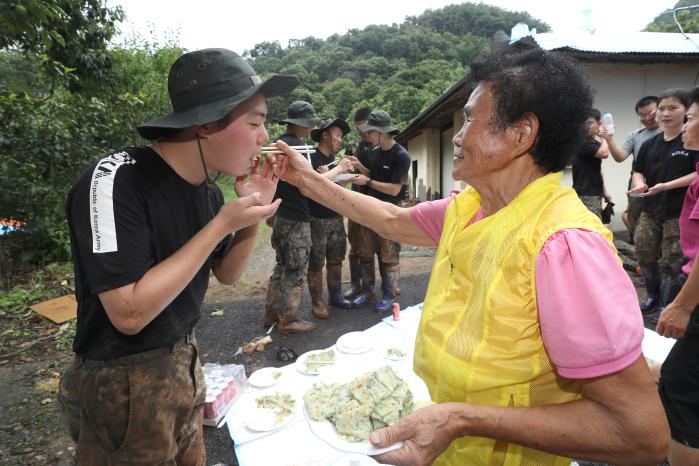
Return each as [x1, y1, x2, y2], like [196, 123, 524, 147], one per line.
[196, 270, 432, 466]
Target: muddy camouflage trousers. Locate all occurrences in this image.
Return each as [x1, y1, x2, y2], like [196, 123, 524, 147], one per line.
[634, 212, 685, 275]
[270, 216, 311, 289]
[309, 215, 347, 272]
[578, 195, 602, 220]
[57, 334, 206, 466]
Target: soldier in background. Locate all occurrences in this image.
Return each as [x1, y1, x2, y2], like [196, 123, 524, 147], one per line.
[343, 108, 374, 301]
[307, 118, 354, 317]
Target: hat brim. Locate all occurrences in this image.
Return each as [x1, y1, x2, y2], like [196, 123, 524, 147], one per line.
[137, 74, 299, 140]
[280, 117, 321, 128]
[357, 123, 399, 135]
[311, 119, 351, 142]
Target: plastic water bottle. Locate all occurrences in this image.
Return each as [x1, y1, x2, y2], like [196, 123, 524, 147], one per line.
[602, 111, 615, 135]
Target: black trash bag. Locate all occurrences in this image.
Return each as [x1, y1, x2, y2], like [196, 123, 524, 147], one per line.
[601, 201, 615, 224]
[277, 346, 297, 363]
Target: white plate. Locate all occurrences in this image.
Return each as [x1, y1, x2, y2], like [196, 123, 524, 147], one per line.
[241, 389, 300, 432]
[305, 364, 431, 455]
[332, 173, 357, 183]
[247, 367, 284, 388]
[336, 332, 372, 354]
[295, 349, 336, 375]
[328, 453, 380, 465]
[381, 345, 408, 361]
[628, 192, 649, 197]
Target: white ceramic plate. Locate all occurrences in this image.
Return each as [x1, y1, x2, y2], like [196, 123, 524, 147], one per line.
[328, 453, 380, 465]
[295, 349, 336, 375]
[381, 345, 408, 361]
[241, 390, 300, 432]
[305, 363, 431, 455]
[247, 367, 284, 388]
[332, 173, 357, 183]
[336, 332, 372, 354]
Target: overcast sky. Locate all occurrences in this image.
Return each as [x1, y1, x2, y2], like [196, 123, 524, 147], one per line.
[108, 0, 679, 53]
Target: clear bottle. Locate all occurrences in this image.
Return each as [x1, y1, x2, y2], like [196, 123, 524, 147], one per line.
[601, 111, 614, 135]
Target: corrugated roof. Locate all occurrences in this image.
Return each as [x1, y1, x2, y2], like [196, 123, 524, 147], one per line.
[521, 31, 699, 54]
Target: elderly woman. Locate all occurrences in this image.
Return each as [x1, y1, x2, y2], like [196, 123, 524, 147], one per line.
[275, 49, 668, 465]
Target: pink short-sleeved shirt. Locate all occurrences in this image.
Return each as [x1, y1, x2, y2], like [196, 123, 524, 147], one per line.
[680, 163, 699, 275]
[410, 196, 643, 379]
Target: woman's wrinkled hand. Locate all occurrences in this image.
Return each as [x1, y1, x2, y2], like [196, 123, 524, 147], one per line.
[371, 403, 463, 466]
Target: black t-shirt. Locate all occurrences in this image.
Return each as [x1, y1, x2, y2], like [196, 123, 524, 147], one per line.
[368, 143, 411, 204]
[309, 148, 340, 219]
[632, 133, 699, 219]
[67, 146, 232, 360]
[572, 139, 604, 197]
[273, 133, 310, 222]
[347, 139, 374, 194]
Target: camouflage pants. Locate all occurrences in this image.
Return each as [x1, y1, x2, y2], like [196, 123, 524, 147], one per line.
[347, 218, 362, 261]
[578, 195, 602, 220]
[270, 216, 311, 290]
[634, 212, 686, 275]
[626, 194, 643, 236]
[57, 334, 206, 466]
[309, 215, 347, 272]
[359, 226, 400, 267]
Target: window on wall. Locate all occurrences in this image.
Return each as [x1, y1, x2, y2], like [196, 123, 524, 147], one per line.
[440, 126, 455, 199]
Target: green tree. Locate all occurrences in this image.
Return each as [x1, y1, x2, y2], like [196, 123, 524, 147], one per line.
[644, 0, 699, 33]
[1, 0, 125, 91]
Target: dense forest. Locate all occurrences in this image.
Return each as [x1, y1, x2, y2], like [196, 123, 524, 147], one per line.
[0, 0, 695, 272]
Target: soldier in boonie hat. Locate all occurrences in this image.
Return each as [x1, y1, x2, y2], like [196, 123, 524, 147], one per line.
[60, 48, 297, 464]
[310, 118, 351, 143]
[280, 101, 322, 129]
[138, 48, 298, 140]
[357, 110, 400, 136]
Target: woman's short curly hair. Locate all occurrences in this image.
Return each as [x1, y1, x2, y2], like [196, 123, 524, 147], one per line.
[468, 48, 594, 172]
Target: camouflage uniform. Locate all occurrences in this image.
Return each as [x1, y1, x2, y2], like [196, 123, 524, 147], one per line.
[634, 213, 685, 275]
[578, 195, 602, 220]
[309, 216, 347, 273]
[57, 334, 205, 466]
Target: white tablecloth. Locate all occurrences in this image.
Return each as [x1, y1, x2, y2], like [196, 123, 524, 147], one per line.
[229, 304, 424, 466]
[229, 304, 676, 466]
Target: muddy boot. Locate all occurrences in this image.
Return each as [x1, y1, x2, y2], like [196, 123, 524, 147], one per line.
[343, 255, 362, 300]
[379, 261, 400, 297]
[327, 263, 352, 309]
[262, 278, 281, 327]
[307, 270, 329, 319]
[352, 260, 376, 307]
[279, 287, 316, 335]
[640, 266, 660, 314]
[375, 264, 399, 313]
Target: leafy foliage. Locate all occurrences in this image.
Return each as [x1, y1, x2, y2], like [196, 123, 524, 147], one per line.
[0, 0, 125, 91]
[644, 0, 699, 33]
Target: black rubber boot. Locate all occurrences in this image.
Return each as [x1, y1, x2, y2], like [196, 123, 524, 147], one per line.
[352, 260, 376, 307]
[640, 266, 660, 314]
[343, 255, 362, 300]
[327, 263, 352, 309]
[375, 264, 399, 313]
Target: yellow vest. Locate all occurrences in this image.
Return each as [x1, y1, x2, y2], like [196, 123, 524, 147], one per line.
[414, 172, 615, 466]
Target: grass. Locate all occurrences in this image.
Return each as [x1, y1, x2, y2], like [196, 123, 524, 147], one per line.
[0, 262, 76, 366]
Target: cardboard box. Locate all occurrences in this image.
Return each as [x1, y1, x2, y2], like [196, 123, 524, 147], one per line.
[30, 294, 77, 324]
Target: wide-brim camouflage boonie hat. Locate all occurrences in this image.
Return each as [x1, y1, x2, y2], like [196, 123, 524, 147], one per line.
[311, 118, 351, 142]
[280, 101, 321, 128]
[137, 48, 298, 140]
[357, 110, 399, 135]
